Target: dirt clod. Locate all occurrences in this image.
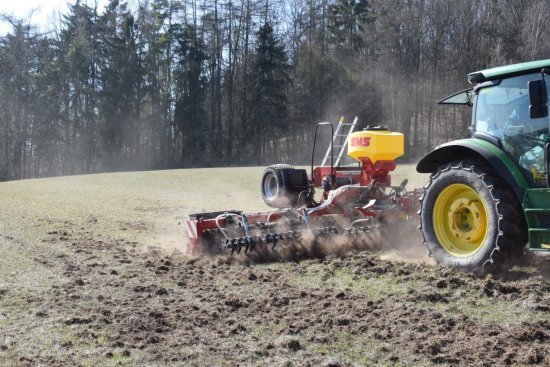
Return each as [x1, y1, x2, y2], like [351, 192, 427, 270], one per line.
[155, 287, 168, 296]
[276, 335, 302, 351]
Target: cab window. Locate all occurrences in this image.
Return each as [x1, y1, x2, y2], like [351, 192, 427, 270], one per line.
[474, 73, 549, 185]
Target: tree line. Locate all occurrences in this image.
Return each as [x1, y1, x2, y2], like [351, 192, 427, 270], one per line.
[1, 0, 549, 181]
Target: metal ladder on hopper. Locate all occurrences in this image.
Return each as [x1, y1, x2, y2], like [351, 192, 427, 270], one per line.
[321, 116, 359, 167]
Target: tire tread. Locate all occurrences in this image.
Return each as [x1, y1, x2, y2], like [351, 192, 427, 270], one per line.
[419, 160, 527, 273]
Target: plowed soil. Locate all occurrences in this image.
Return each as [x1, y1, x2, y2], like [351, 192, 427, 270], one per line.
[2, 229, 549, 366]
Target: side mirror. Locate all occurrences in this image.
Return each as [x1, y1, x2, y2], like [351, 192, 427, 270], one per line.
[528, 80, 548, 118]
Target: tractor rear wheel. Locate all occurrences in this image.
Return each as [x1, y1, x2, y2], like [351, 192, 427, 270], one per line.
[419, 160, 527, 272]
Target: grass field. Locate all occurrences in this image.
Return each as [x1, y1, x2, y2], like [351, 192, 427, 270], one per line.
[0, 165, 548, 366]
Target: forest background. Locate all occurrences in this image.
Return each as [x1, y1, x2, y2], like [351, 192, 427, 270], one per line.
[1, 0, 549, 181]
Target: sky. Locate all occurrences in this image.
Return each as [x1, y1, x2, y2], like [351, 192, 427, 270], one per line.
[0, 0, 109, 34]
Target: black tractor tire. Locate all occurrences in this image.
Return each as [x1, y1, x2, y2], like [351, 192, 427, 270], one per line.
[419, 160, 527, 273]
[261, 164, 304, 208]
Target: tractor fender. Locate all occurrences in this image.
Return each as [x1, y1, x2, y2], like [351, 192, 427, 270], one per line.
[416, 138, 530, 201]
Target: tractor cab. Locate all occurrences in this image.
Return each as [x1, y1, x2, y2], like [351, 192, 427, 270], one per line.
[473, 73, 549, 186]
[437, 71, 550, 186]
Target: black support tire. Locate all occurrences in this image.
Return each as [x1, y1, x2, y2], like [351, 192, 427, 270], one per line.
[261, 164, 306, 208]
[419, 160, 527, 273]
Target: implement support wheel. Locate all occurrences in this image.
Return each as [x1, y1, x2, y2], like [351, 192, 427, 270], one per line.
[261, 164, 296, 208]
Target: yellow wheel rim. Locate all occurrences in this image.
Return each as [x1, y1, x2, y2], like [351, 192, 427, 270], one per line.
[433, 184, 488, 257]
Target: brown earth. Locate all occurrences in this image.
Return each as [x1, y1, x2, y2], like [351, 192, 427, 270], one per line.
[1, 225, 548, 367]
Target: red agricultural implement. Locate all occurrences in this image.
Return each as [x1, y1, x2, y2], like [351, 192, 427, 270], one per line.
[185, 117, 421, 256]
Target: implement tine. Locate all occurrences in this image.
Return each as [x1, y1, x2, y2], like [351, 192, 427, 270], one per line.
[227, 239, 236, 255]
[244, 237, 254, 253]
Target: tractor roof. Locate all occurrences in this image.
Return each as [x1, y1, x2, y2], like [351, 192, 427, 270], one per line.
[467, 59, 550, 84]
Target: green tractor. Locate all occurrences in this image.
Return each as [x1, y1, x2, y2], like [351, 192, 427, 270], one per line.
[418, 59, 550, 272]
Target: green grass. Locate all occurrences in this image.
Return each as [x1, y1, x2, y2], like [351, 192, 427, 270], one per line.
[249, 319, 434, 366]
[292, 265, 411, 299]
[308, 334, 432, 367]
[0, 167, 273, 259]
[287, 261, 548, 327]
[417, 292, 548, 326]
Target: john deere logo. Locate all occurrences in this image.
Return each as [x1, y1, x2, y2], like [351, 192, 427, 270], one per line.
[351, 137, 371, 147]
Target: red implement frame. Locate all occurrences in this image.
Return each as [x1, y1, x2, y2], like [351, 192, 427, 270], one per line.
[185, 166, 421, 255]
